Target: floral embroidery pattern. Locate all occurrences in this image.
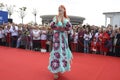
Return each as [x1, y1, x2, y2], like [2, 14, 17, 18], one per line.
[51, 59, 60, 70]
[53, 42, 60, 50]
[51, 22, 56, 28]
[62, 52, 66, 56]
[54, 38, 60, 43]
[54, 52, 60, 58]
[54, 32, 59, 38]
[62, 60, 67, 67]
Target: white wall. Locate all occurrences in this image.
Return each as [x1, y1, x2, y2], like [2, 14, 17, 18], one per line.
[112, 14, 120, 27]
[104, 13, 120, 29]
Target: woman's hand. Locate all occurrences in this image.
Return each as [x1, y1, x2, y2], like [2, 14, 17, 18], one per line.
[58, 27, 65, 32]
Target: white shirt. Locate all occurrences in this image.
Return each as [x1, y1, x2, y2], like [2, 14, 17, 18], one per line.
[73, 32, 78, 43]
[4, 28, 10, 36]
[94, 32, 99, 41]
[40, 30, 47, 40]
[9, 26, 18, 36]
[0, 30, 5, 38]
[94, 32, 99, 39]
[32, 29, 41, 40]
[84, 33, 92, 41]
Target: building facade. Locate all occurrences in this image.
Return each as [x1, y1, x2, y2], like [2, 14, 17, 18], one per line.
[103, 12, 120, 28]
[40, 15, 85, 26]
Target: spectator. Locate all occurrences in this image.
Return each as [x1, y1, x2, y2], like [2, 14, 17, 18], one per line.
[115, 28, 120, 57]
[70, 29, 78, 52]
[16, 25, 30, 49]
[9, 23, 18, 47]
[40, 27, 47, 52]
[98, 28, 103, 54]
[32, 26, 41, 51]
[77, 27, 84, 53]
[0, 26, 5, 46]
[4, 24, 11, 47]
[83, 28, 92, 53]
[0, 22, 120, 57]
[46, 27, 53, 52]
[100, 28, 110, 56]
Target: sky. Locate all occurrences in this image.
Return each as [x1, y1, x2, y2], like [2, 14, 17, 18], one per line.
[1, 0, 120, 26]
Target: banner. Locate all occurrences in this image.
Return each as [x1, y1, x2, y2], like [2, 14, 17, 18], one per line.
[0, 11, 8, 25]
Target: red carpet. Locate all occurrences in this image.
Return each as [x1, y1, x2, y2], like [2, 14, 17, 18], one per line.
[0, 46, 120, 80]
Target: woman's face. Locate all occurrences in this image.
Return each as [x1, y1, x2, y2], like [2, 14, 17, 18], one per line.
[117, 29, 120, 33]
[58, 7, 64, 15]
[98, 28, 102, 32]
[103, 29, 106, 33]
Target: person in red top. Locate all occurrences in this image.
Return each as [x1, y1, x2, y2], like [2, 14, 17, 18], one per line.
[40, 27, 47, 52]
[91, 37, 98, 54]
[102, 29, 110, 55]
[99, 28, 110, 55]
[98, 28, 103, 54]
[5, 24, 11, 47]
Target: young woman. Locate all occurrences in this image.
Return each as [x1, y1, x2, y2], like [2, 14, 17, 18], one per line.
[9, 23, 19, 48]
[78, 27, 85, 53]
[46, 27, 53, 52]
[94, 28, 100, 49]
[40, 27, 47, 52]
[83, 28, 92, 53]
[32, 26, 41, 51]
[98, 28, 103, 54]
[16, 25, 30, 49]
[48, 5, 73, 79]
[70, 29, 78, 52]
[5, 24, 11, 47]
[98, 28, 110, 55]
[102, 29, 110, 55]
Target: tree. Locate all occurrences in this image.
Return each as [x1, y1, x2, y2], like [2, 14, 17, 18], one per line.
[0, 3, 4, 10]
[32, 8, 37, 25]
[6, 4, 15, 18]
[18, 7, 27, 24]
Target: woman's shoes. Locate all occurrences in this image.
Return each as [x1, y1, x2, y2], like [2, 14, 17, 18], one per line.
[54, 73, 59, 80]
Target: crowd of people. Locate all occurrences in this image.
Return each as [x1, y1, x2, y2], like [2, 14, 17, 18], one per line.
[0, 22, 120, 57]
[69, 24, 120, 57]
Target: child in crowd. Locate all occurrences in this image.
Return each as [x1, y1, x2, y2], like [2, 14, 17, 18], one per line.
[91, 37, 98, 54]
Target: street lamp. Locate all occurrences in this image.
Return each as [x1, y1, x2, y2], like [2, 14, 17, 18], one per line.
[32, 8, 37, 25]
